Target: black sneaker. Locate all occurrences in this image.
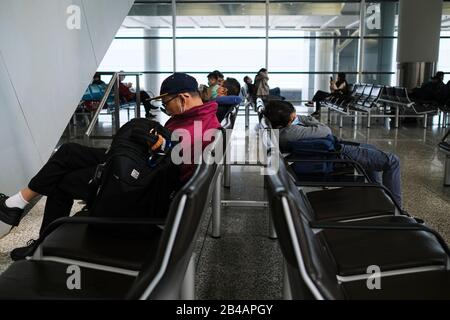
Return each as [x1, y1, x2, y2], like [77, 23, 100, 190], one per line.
[310, 111, 321, 118]
[10, 239, 38, 261]
[0, 194, 23, 226]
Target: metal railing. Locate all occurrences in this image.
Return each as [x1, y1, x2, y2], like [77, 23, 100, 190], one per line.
[84, 72, 143, 139]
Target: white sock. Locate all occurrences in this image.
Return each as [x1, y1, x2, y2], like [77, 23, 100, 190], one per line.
[5, 192, 28, 209]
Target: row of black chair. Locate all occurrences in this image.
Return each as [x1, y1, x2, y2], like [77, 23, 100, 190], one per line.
[324, 84, 437, 128]
[257, 110, 450, 298]
[0, 104, 241, 299]
[266, 158, 450, 299]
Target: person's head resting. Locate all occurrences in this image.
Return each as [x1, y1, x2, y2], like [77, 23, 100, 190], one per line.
[150, 73, 203, 116]
[221, 77, 241, 96]
[243, 76, 252, 85]
[263, 100, 296, 129]
[337, 72, 346, 82]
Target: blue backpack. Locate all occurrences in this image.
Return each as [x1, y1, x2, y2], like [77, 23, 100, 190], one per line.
[287, 134, 338, 174]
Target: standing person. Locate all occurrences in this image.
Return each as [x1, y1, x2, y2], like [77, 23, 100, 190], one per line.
[0, 73, 220, 260]
[254, 68, 270, 101]
[307, 72, 349, 117]
[118, 72, 157, 119]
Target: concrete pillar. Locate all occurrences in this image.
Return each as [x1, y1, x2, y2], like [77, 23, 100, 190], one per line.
[377, 2, 396, 85]
[144, 29, 160, 96]
[308, 31, 316, 100]
[314, 32, 333, 92]
[397, 0, 443, 88]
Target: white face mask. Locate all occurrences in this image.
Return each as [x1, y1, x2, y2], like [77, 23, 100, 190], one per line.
[292, 116, 300, 125]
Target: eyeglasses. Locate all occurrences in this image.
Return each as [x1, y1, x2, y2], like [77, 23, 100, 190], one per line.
[161, 95, 179, 108]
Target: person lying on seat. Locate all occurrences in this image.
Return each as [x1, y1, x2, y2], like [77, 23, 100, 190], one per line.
[0, 72, 221, 260]
[264, 100, 402, 207]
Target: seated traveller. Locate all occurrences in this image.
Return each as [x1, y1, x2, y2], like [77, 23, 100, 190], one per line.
[306, 72, 349, 117]
[118, 72, 157, 119]
[410, 71, 445, 102]
[264, 100, 402, 207]
[215, 77, 242, 122]
[0, 72, 221, 260]
[92, 73, 106, 86]
[241, 76, 255, 101]
[199, 70, 223, 102]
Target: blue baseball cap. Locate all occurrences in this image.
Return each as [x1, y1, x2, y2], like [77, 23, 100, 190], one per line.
[150, 73, 199, 100]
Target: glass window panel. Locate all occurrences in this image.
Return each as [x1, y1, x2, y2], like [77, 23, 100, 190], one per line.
[176, 38, 265, 73]
[438, 37, 450, 74]
[363, 38, 397, 73]
[175, 2, 266, 75]
[99, 3, 174, 94]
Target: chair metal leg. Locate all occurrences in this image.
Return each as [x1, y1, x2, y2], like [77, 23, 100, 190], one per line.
[367, 111, 371, 128]
[212, 170, 223, 238]
[180, 254, 196, 300]
[444, 155, 450, 187]
[268, 210, 277, 239]
[423, 114, 427, 129]
[395, 107, 399, 128]
[327, 108, 331, 124]
[224, 163, 231, 188]
[339, 115, 343, 128]
[283, 259, 292, 300]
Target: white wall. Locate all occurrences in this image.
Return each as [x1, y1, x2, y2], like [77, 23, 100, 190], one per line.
[0, 0, 134, 194]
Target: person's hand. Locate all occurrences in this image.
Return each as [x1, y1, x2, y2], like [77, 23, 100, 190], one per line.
[127, 82, 133, 88]
[130, 120, 172, 152]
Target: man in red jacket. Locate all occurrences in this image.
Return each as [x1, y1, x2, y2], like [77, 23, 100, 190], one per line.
[150, 72, 221, 182]
[0, 73, 220, 260]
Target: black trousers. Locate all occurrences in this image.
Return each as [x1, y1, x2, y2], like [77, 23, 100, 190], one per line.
[28, 143, 107, 235]
[311, 90, 330, 112]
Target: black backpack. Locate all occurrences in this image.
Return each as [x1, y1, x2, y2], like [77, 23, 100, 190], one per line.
[87, 118, 180, 222]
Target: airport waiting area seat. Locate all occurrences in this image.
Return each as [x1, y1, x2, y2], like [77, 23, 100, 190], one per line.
[257, 98, 401, 225]
[324, 84, 439, 128]
[0, 143, 221, 299]
[265, 147, 450, 299]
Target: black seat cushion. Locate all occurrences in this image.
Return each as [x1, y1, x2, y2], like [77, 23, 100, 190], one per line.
[41, 223, 162, 271]
[320, 225, 447, 277]
[306, 187, 396, 222]
[0, 260, 135, 299]
[341, 270, 450, 299]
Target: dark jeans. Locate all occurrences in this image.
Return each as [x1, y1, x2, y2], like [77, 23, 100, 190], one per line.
[125, 91, 154, 115]
[28, 143, 107, 235]
[340, 142, 402, 207]
[311, 90, 330, 112]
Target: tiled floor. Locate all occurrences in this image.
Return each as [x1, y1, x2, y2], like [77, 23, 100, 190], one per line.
[0, 105, 449, 299]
